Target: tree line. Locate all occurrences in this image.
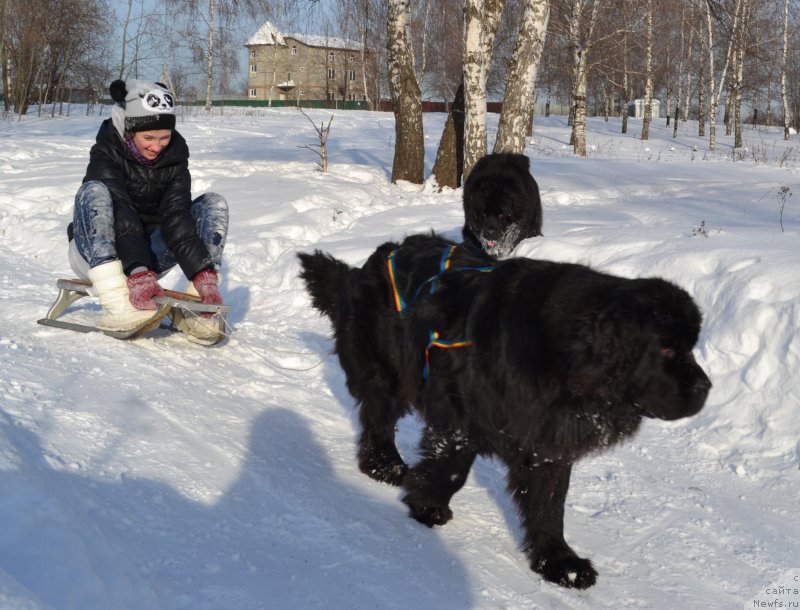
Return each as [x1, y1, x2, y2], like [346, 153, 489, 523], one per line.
[367, 0, 800, 184]
[3, 0, 799, 183]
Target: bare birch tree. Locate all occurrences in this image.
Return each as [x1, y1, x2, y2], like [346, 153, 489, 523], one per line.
[119, 0, 134, 80]
[682, 11, 695, 124]
[640, 0, 653, 140]
[493, 0, 551, 153]
[704, 0, 719, 150]
[356, 0, 375, 108]
[780, 0, 790, 139]
[730, 0, 753, 148]
[672, 2, 687, 138]
[387, 0, 424, 183]
[621, 30, 630, 135]
[704, 0, 746, 152]
[566, 0, 601, 156]
[0, 0, 8, 113]
[462, 0, 506, 179]
[205, 0, 216, 110]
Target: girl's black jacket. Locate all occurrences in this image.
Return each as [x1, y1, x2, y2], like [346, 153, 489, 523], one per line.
[69, 118, 212, 279]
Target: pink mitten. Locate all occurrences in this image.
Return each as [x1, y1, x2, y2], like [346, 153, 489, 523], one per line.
[192, 268, 222, 306]
[127, 270, 165, 310]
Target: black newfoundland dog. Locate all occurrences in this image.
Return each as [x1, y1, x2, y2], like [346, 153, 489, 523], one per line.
[462, 153, 543, 257]
[298, 233, 711, 589]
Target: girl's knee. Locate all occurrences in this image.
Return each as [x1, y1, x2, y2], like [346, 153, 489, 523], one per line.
[77, 180, 111, 196]
[75, 181, 112, 206]
[200, 192, 228, 213]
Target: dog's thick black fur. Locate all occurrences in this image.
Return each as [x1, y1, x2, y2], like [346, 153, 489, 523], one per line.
[462, 153, 543, 257]
[298, 233, 711, 589]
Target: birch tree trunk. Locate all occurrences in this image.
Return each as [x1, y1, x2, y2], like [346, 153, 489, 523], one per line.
[462, 0, 505, 179]
[204, 0, 216, 111]
[705, 0, 739, 152]
[682, 21, 694, 123]
[723, 85, 732, 135]
[621, 66, 629, 135]
[704, 0, 717, 150]
[733, 55, 744, 148]
[732, 0, 751, 148]
[359, 0, 373, 109]
[673, 4, 685, 138]
[119, 0, 134, 79]
[568, 0, 599, 157]
[493, 0, 551, 154]
[571, 51, 588, 155]
[620, 28, 630, 135]
[640, 0, 653, 141]
[780, 0, 790, 139]
[387, 0, 424, 184]
[0, 0, 8, 113]
[698, 58, 706, 137]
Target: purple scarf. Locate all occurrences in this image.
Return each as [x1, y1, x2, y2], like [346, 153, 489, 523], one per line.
[124, 133, 162, 167]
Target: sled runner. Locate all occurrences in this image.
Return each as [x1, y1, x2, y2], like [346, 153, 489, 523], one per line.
[37, 278, 230, 343]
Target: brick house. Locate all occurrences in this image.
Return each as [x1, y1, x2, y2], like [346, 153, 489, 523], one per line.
[245, 22, 371, 103]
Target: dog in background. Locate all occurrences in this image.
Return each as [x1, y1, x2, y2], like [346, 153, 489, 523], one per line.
[298, 232, 711, 589]
[462, 153, 543, 257]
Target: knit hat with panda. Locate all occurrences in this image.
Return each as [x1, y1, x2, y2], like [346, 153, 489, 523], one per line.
[109, 79, 176, 137]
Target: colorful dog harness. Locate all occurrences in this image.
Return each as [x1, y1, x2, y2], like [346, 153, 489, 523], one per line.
[423, 331, 473, 379]
[386, 244, 493, 379]
[387, 244, 493, 313]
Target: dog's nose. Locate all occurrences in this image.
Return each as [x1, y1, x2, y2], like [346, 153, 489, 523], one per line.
[693, 374, 712, 397]
[682, 373, 712, 417]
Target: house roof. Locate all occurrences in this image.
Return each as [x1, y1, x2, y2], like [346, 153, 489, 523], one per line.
[247, 21, 285, 46]
[246, 21, 362, 51]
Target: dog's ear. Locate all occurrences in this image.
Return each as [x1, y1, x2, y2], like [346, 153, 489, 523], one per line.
[507, 154, 531, 173]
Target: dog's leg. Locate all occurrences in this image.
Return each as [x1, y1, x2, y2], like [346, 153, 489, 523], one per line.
[402, 426, 477, 527]
[357, 398, 408, 486]
[507, 459, 597, 589]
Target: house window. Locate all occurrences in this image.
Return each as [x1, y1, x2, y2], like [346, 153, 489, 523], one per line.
[327, 68, 335, 79]
[292, 45, 297, 55]
[250, 49, 255, 58]
[348, 69, 356, 81]
[328, 51, 335, 62]
[249, 88, 257, 98]
[250, 64, 257, 73]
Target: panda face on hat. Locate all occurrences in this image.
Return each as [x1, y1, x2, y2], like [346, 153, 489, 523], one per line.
[109, 79, 177, 135]
[142, 89, 175, 112]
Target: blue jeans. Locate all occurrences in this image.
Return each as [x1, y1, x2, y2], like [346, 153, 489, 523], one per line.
[71, 180, 228, 277]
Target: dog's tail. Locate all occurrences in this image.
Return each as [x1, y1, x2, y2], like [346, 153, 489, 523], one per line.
[297, 250, 352, 321]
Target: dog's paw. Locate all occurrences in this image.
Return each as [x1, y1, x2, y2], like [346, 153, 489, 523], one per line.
[533, 554, 597, 589]
[358, 456, 408, 486]
[403, 494, 453, 527]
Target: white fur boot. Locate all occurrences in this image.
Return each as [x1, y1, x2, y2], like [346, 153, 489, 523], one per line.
[88, 260, 160, 331]
[172, 276, 224, 345]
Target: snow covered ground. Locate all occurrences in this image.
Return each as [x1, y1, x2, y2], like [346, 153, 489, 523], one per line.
[1, 106, 798, 610]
